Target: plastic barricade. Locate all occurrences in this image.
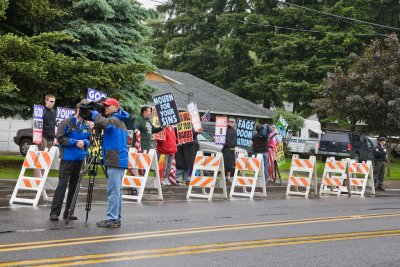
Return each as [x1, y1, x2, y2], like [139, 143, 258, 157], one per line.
[230, 154, 266, 199]
[10, 145, 58, 206]
[186, 151, 227, 200]
[320, 157, 348, 196]
[348, 160, 375, 196]
[122, 148, 163, 203]
[286, 154, 317, 198]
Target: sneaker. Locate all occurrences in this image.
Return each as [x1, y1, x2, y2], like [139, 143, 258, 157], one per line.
[49, 214, 59, 221]
[377, 187, 386, 191]
[96, 220, 121, 228]
[63, 215, 78, 220]
[162, 179, 171, 186]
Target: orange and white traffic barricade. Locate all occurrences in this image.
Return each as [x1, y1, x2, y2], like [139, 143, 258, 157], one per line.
[122, 148, 162, 203]
[186, 151, 227, 200]
[348, 160, 375, 196]
[10, 145, 58, 206]
[319, 157, 348, 196]
[230, 154, 266, 199]
[286, 154, 317, 198]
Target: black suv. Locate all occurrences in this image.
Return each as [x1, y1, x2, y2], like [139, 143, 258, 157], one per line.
[14, 128, 33, 156]
[318, 130, 374, 162]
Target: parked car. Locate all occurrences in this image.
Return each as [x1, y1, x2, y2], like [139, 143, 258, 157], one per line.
[288, 119, 321, 155]
[318, 130, 374, 162]
[13, 128, 33, 156]
[200, 121, 216, 138]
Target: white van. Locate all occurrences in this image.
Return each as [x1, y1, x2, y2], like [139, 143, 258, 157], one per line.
[288, 119, 321, 155]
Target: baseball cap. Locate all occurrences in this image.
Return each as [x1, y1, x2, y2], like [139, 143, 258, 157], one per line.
[103, 98, 119, 108]
[378, 137, 387, 142]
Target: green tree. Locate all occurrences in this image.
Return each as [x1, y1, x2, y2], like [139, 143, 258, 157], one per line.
[151, 0, 398, 115]
[313, 34, 400, 175]
[0, 0, 155, 117]
[52, 0, 156, 115]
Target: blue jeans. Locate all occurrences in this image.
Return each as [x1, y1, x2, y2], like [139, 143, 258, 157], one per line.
[260, 152, 269, 181]
[106, 167, 125, 221]
[163, 154, 174, 179]
[176, 169, 190, 182]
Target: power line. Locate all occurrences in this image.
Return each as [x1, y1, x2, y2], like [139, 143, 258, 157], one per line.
[276, 0, 400, 32]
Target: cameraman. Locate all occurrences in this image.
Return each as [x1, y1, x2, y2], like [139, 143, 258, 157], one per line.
[50, 101, 91, 221]
[91, 98, 129, 228]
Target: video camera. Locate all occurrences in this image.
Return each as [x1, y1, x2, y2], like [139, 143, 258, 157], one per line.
[79, 101, 105, 121]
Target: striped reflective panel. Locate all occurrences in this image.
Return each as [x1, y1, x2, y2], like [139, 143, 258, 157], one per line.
[289, 176, 310, 187]
[292, 159, 313, 169]
[123, 176, 142, 187]
[323, 177, 344, 186]
[189, 177, 215, 188]
[21, 178, 42, 189]
[23, 151, 52, 169]
[349, 163, 369, 174]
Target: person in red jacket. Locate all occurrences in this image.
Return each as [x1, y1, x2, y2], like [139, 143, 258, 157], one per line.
[156, 125, 177, 185]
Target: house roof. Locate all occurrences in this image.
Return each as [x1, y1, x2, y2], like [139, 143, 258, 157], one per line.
[145, 69, 274, 119]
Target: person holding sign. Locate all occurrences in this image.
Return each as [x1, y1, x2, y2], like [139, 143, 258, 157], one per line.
[39, 94, 56, 150]
[50, 100, 91, 221]
[156, 125, 177, 185]
[134, 106, 163, 152]
[252, 124, 271, 182]
[222, 118, 237, 183]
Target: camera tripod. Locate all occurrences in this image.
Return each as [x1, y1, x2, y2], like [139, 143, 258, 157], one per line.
[65, 128, 107, 224]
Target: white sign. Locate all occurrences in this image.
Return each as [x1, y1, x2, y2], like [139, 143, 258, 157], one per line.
[215, 116, 227, 145]
[33, 105, 44, 144]
[187, 102, 202, 132]
[87, 88, 107, 101]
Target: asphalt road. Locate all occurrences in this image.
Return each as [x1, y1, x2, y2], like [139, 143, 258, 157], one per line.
[1, 192, 400, 266]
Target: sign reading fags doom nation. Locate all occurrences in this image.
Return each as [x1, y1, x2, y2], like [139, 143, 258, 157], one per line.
[236, 118, 255, 147]
[153, 93, 180, 127]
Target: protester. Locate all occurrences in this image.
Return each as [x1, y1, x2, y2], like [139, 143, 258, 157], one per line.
[267, 125, 279, 183]
[156, 125, 177, 185]
[134, 106, 163, 152]
[91, 98, 129, 228]
[373, 137, 387, 191]
[252, 124, 270, 182]
[176, 128, 201, 184]
[50, 101, 91, 221]
[222, 118, 237, 183]
[39, 94, 56, 151]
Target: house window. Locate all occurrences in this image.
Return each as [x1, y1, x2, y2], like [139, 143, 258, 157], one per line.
[309, 130, 319, 139]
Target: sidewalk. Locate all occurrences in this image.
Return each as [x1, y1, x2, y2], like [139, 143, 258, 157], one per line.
[0, 177, 289, 198]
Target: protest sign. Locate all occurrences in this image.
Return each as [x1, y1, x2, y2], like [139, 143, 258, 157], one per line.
[87, 88, 107, 101]
[33, 105, 44, 144]
[153, 93, 180, 127]
[56, 107, 74, 127]
[187, 102, 202, 132]
[176, 112, 193, 144]
[215, 116, 227, 145]
[236, 118, 255, 147]
[276, 116, 288, 137]
[151, 106, 166, 140]
[276, 142, 285, 166]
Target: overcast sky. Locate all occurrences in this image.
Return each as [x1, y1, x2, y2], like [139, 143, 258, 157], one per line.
[138, 0, 159, 9]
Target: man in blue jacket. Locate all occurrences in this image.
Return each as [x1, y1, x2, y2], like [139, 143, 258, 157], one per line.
[50, 101, 91, 221]
[91, 98, 129, 228]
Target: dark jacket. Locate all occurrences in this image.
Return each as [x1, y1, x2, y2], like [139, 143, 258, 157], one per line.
[43, 107, 56, 140]
[92, 109, 129, 168]
[252, 133, 269, 153]
[373, 144, 387, 162]
[57, 116, 91, 161]
[223, 126, 237, 149]
[134, 115, 162, 151]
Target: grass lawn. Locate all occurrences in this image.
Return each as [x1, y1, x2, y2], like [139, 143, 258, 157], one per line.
[1, 154, 399, 180]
